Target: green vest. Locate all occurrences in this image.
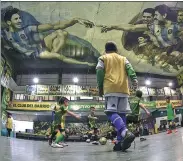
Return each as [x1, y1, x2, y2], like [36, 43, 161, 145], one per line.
[166, 103, 174, 121]
[54, 105, 68, 126]
[88, 114, 96, 128]
[129, 97, 141, 116]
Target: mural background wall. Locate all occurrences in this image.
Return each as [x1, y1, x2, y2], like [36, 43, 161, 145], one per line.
[1, 2, 183, 76]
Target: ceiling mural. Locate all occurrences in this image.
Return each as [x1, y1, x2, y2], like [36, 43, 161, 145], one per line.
[1, 2, 183, 76]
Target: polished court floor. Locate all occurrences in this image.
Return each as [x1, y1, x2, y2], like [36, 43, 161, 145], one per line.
[0, 128, 183, 161]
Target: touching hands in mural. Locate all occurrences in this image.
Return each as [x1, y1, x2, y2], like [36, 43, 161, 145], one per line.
[100, 25, 114, 33]
[76, 18, 94, 28]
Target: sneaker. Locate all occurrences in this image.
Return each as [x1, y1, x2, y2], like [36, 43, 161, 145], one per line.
[140, 137, 146, 142]
[59, 142, 68, 147]
[167, 130, 172, 134]
[92, 141, 99, 145]
[51, 142, 64, 148]
[86, 139, 91, 143]
[113, 142, 122, 151]
[121, 131, 135, 152]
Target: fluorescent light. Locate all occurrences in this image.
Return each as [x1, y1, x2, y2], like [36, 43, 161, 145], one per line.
[145, 79, 151, 86]
[33, 77, 39, 84]
[168, 82, 173, 87]
[73, 77, 79, 83]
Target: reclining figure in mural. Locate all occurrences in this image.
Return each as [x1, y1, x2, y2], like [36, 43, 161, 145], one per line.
[100, 5, 183, 71]
[1, 7, 95, 66]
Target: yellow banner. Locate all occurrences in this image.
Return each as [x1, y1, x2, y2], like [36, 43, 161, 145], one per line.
[8, 102, 55, 111]
[156, 100, 182, 108]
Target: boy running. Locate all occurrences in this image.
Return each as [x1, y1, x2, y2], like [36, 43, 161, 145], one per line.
[49, 97, 80, 148]
[127, 90, 150, 141]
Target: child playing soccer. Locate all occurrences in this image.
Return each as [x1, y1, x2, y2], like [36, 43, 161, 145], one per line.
[49, 97, 80, 148]
[127, 90, 150, 141]
[166, 96, 177, 134]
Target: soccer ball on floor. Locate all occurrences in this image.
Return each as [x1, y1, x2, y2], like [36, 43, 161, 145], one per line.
[99, 137, 107, 145]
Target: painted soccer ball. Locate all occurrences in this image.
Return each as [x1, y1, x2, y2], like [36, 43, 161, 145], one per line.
[99, 137, 107, 145]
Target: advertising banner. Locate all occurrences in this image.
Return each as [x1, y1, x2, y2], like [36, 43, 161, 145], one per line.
[8, 101, 105, 111]
[8, 100, 162, 111]
[49, 85, 61, 95]
[37, 85, 49, 95]
[9, 102, 54, 111]
[156, 100, 182, 108]
[148, 88, 156, 96]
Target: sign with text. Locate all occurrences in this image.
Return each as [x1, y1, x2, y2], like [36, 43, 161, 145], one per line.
[157, 88, 165, 96]
[164, 87, 171, 96]
[68, 102, 104, 111]
[156, 100, 182, 108]
[37, 85, 49, 95]
[49, 85, 61, 95]
[9, 102, 54, 111]
[148, 88, 156, 96]
[8, 101, 105, 111]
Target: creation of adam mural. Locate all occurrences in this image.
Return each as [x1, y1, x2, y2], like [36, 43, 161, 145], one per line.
[1, 2, 183, 75]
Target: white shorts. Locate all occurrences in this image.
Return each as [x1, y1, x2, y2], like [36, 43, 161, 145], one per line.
[104, 96, 131, 114]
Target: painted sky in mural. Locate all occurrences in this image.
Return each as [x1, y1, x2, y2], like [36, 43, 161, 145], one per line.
[1, 2, 183, 76]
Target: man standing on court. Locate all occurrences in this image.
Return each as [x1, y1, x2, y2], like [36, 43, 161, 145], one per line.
[96, 41, 138, 151]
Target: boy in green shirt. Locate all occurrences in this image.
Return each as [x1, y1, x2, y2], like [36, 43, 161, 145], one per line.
[166, 96, 177, 134]
[49, 97, 80, 148]
[127, 90, 150, 141]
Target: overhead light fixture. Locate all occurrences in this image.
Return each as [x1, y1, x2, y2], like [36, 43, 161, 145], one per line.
[33, 77, 39, 84]
[168, 82, 173, 87]
[73, 77, 79, 83]
[145, 79, 151, 86]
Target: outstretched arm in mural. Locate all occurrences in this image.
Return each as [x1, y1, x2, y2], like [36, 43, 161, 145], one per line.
[100, 23, 148, 33]
[37, 18, 94, 32]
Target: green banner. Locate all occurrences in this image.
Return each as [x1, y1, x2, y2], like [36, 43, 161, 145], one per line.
[69, 101, 156, 111]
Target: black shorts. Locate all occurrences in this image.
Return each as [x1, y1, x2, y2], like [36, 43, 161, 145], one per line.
[127, 115, 140, 124]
